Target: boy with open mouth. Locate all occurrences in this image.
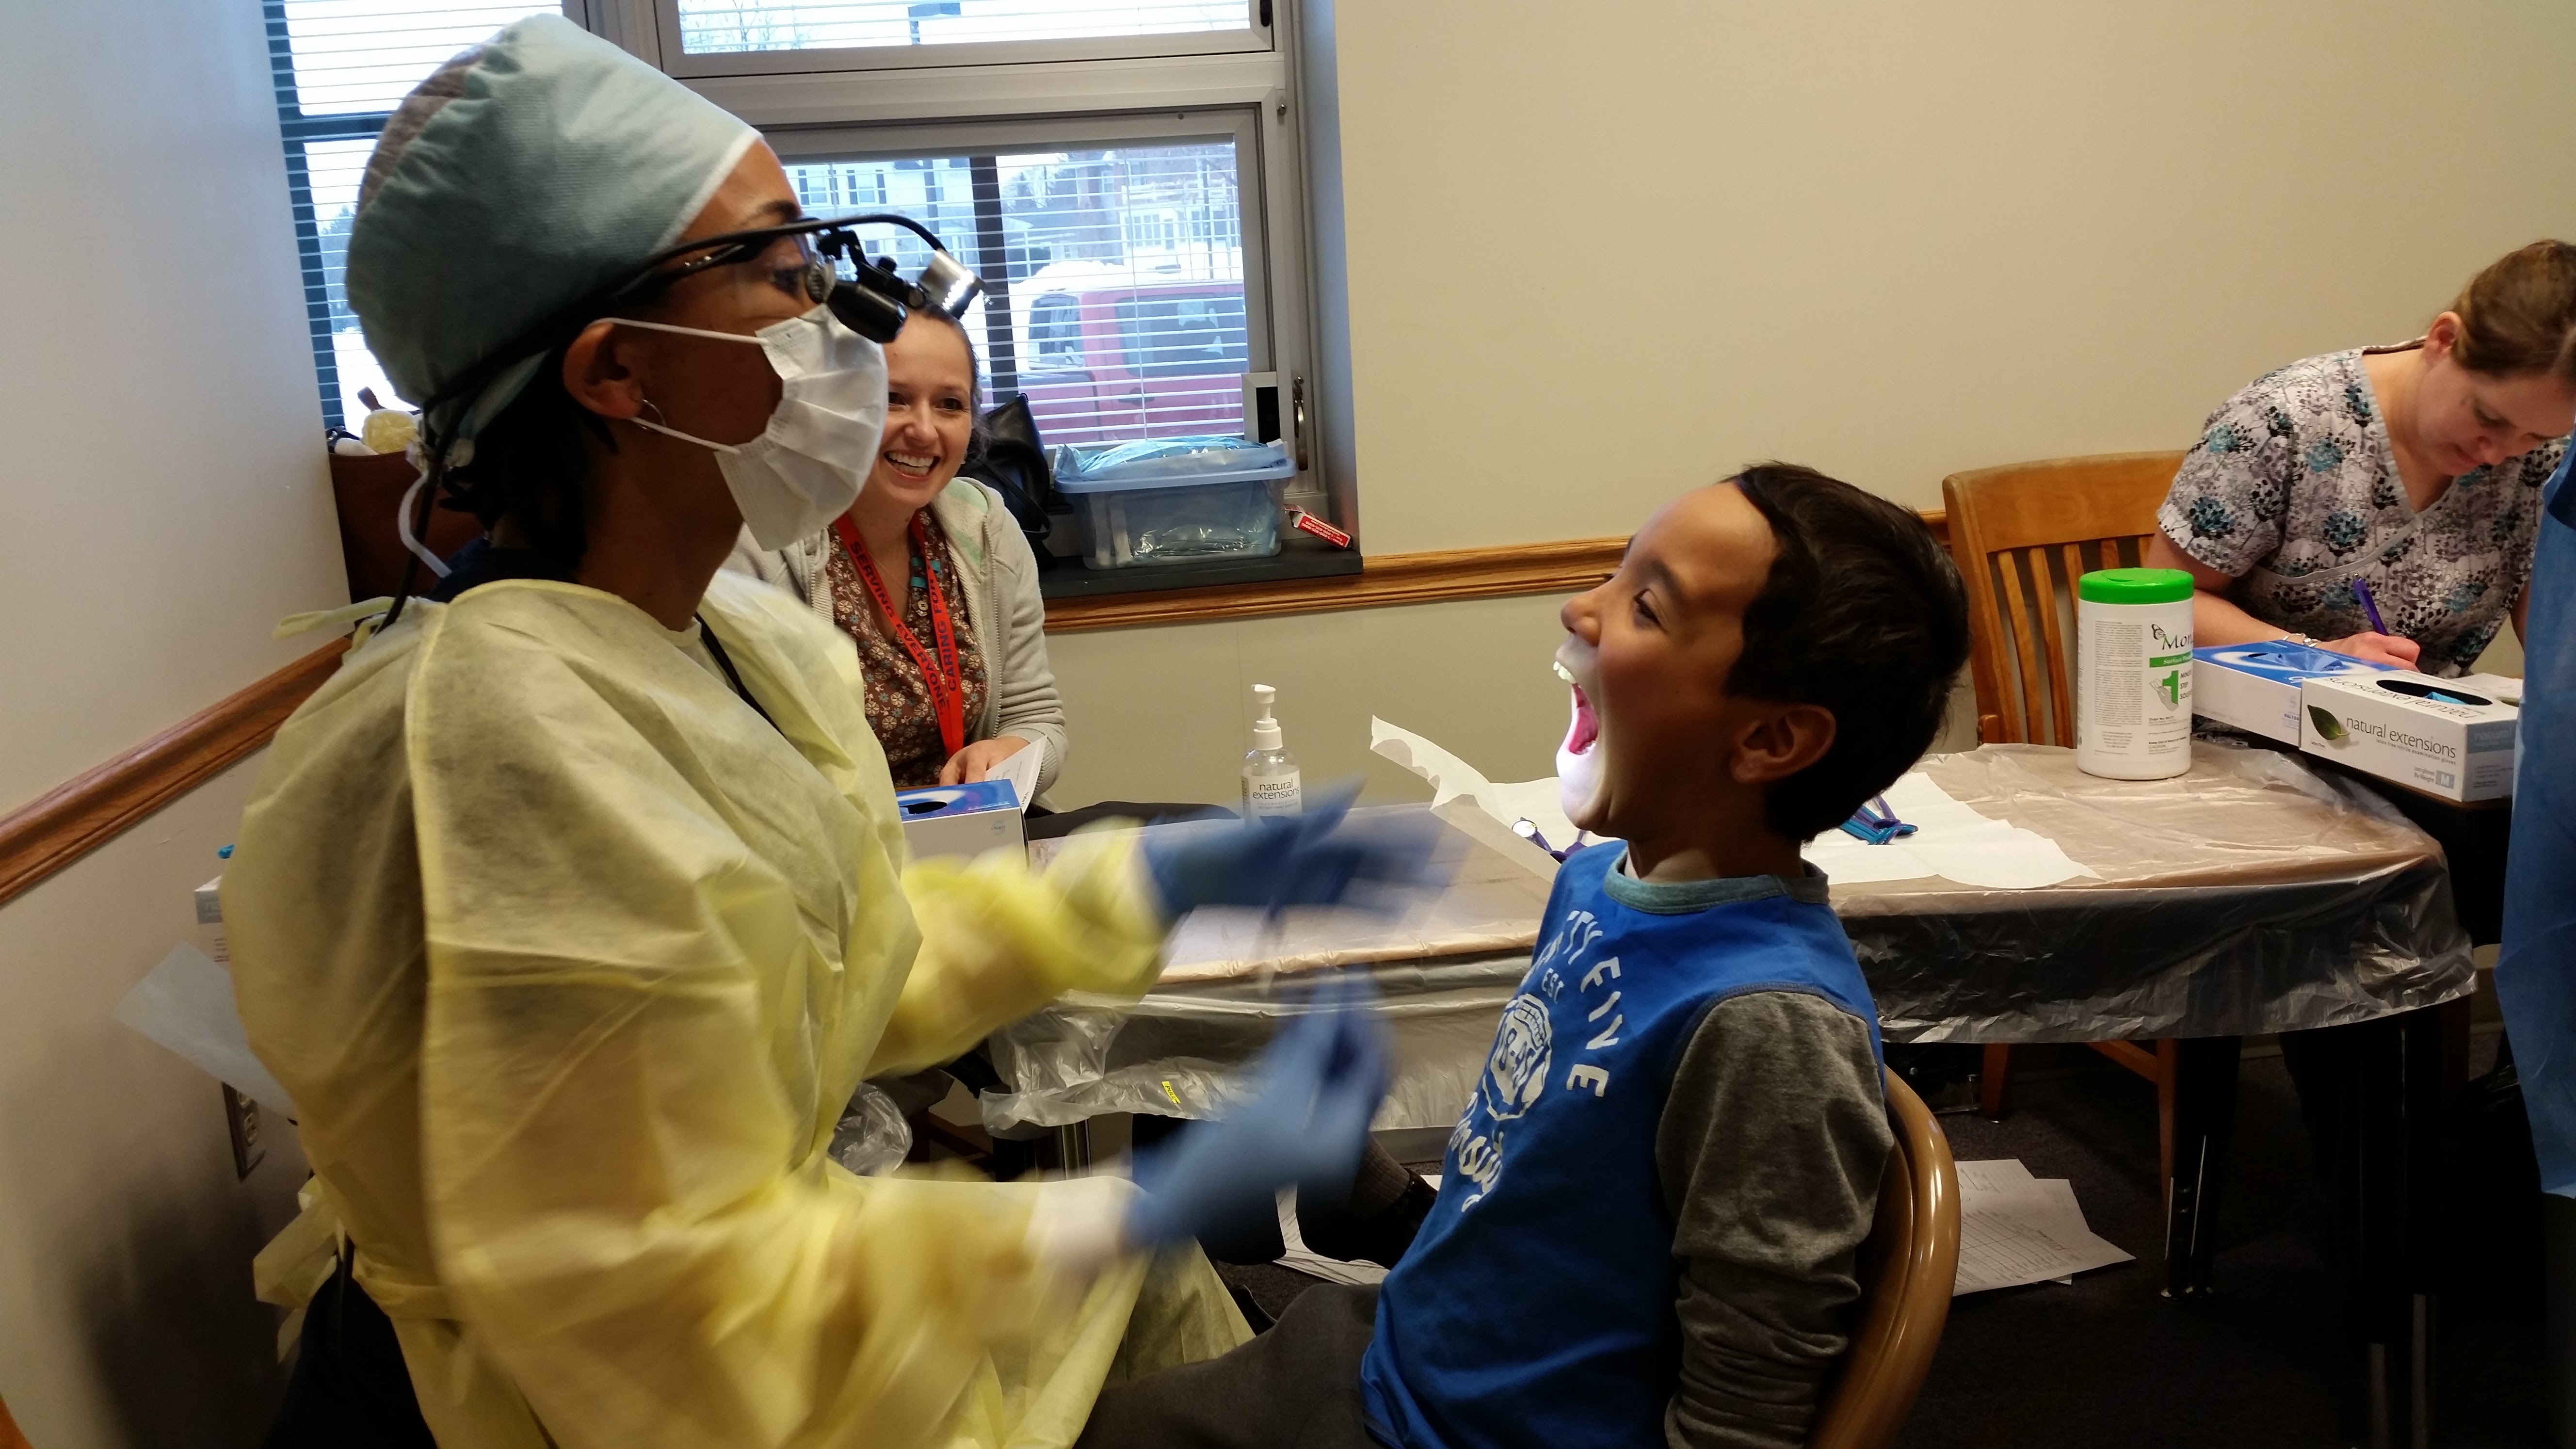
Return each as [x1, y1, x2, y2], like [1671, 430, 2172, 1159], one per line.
[1076, 465, 1970, 1449]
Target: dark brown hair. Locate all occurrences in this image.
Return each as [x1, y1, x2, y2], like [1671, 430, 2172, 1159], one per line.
[2448, 240, 2576, 383]
[1727, 464, 1971, 840]
[438, 348, 609, 575]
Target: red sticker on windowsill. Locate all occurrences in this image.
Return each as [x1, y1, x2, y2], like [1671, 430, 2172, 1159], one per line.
[1290, 511, 1351, 548]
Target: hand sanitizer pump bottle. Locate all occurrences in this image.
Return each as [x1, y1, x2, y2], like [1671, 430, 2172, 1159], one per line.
[1240, 683, 1303, 821]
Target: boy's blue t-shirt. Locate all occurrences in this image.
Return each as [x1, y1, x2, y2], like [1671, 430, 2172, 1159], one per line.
[1358, 843, 1882, 1449]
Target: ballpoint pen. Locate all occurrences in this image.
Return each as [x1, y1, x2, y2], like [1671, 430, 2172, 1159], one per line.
[2350, 577, 2388, 635]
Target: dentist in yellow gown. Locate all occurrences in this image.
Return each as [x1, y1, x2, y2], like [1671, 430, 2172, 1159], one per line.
[225, 17, 1398, 1448]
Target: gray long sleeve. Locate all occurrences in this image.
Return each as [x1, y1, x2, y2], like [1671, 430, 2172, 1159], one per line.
[1655, 990, 1892, 1449]
[972, 486, 1070, 796]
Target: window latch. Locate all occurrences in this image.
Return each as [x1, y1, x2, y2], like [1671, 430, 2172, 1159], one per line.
[1291, 373, 1310, 472]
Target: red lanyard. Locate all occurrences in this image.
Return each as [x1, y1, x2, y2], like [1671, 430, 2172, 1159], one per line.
[832, 513, 966, 757]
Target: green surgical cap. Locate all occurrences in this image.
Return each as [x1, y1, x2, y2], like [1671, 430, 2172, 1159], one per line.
[346, 14, 757, 449]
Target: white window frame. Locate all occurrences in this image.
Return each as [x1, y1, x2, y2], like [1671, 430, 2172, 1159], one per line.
[578, 0, 1328, 512]
[646, 0, 1268, 79]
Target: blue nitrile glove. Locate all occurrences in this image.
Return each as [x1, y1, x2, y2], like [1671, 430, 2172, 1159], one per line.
[1140, 782, 1443, 922]
[1125, 975, 1392, 1250]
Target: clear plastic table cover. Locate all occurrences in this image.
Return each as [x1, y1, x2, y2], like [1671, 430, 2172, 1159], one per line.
[1838, 740, 2471, 1043]
[981, 741, 2472, 1133]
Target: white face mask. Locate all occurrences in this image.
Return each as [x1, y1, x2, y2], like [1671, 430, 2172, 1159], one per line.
[617, 306, 888, 548]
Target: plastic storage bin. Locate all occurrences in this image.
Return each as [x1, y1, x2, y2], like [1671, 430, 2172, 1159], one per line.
[1054, 436, 1295, 569]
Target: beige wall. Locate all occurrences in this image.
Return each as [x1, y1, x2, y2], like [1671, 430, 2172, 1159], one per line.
[1052, 0, 2575, 805]
[0, 0, 347, 1440]
[0, 15, 347, 811]
[1047, 593, 1579, 808]
[1332, 0, 2576, 554]
[0, 764, 312, 1448]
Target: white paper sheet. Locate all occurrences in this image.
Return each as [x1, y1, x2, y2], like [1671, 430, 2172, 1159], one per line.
[1275, 1190, 1389, 1287]
[113, 942, 300, 1116]
[1951, 1157, 2133, 1294]
[989, 739, 1044, 813]
[1370, 717, 1591, 856]
[1800, 771, 2095, 890]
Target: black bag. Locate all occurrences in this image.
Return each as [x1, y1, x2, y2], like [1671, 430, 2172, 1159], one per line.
[962, 393, 1059, 563]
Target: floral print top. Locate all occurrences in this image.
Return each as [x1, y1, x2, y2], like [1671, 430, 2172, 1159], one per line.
[2157, 345, 2565, 677]
[823, 512, 990, 788]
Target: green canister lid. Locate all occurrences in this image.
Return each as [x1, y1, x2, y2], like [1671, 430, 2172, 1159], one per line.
[2077, 567, 2193, 605]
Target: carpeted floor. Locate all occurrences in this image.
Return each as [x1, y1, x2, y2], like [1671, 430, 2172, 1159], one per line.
[1219, 1037, 2552, 1449]
[1897, 1041, 2546, 1449]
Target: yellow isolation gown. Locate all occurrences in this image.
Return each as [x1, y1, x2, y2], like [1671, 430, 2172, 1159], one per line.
[226, 569, 1246, 1449]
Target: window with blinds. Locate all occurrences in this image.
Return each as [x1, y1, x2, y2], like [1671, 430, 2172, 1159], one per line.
[783, 140, 1251, 448]
[263, 3, 1324, 524]
[266, 0, 563, 432]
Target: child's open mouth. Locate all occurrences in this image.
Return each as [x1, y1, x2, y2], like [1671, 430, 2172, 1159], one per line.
[1553, 657, 1607, 828]
[1553, 660, 1598, 756]
[1564, 685, 1598, 756]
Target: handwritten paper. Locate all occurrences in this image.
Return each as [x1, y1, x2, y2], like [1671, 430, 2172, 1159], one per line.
[1952, 1158, 2133, 1294]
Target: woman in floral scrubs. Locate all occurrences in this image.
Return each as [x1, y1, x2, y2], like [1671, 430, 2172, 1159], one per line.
[2149, 242, 2576, 677]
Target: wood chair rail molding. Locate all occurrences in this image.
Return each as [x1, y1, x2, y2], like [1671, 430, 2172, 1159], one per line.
[0, 639, 349, 908]
[1045, 509, 1949, 633]
[0, 510, 1949, 904]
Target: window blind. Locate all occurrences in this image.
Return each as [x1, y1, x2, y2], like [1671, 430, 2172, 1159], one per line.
[787, 140, 1251, 451]
[267, 0, 561, 430]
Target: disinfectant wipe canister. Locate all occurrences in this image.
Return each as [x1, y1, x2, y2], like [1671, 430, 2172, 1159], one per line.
[2076, 567, 2194, 779]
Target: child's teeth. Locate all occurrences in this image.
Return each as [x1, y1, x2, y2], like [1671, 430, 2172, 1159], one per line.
[1552, 660, 1575, 683]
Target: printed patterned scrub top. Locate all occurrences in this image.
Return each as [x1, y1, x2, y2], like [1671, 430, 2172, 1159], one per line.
[824, 511, 990, 787]
[2157, 345, 2567, 677]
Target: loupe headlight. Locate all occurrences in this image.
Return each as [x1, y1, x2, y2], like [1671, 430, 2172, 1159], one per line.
[609, 210, 984, 344]
[914, 250, 984, 319]
[789, 214, 985, 342]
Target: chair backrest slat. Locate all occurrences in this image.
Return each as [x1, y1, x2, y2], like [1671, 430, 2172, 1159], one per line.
[1941, 452, 2185, 747]
[1989, 547, 2049, 743]
[2027, 546, 2080, 745]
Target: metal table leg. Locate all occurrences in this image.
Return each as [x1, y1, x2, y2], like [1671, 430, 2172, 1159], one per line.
[2401, 1005, 2442, 1449]
[1053, 1120, 1093, 1172]
[2162, 1035, 2242, 1297]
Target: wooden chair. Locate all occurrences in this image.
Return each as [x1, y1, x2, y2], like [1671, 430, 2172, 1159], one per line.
[1, 1393, 33, 1449]
[1811, 1068, 1962, 1449]
[1940, 451, 2194, 1123]
[1944, 451, 2186, 749]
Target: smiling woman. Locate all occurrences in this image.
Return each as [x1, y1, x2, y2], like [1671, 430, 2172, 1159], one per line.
[2146, 241, 2576, 677]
